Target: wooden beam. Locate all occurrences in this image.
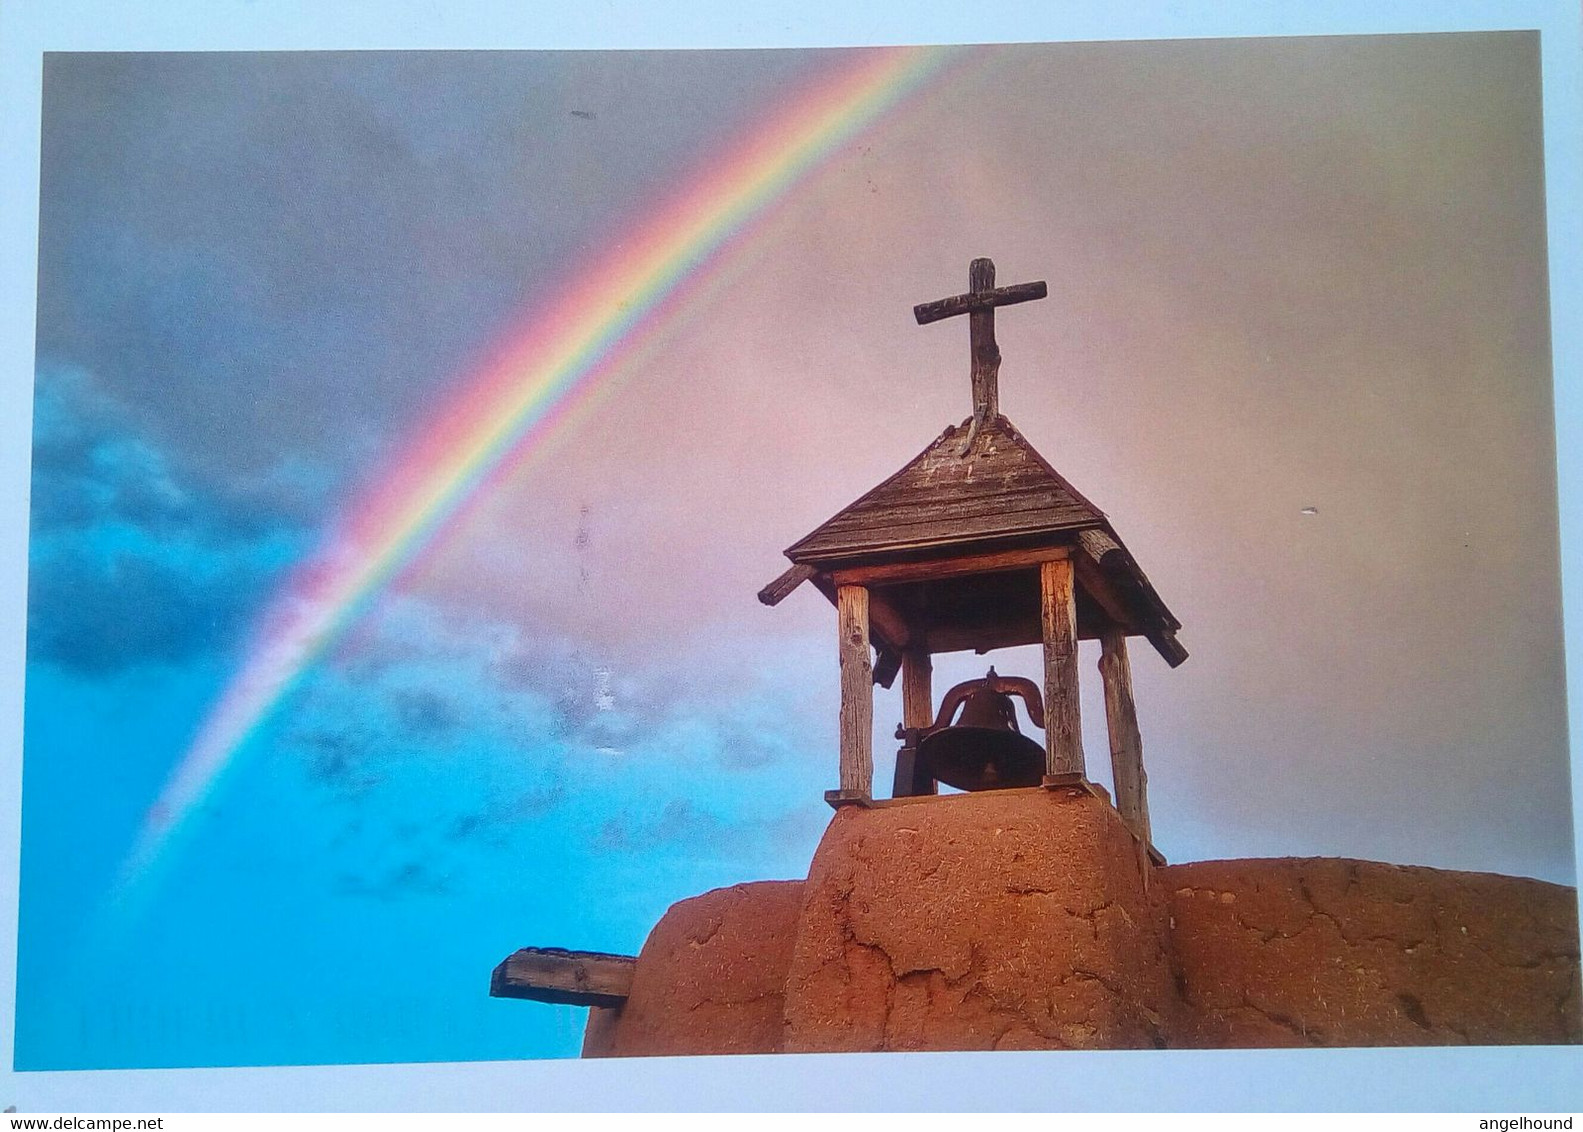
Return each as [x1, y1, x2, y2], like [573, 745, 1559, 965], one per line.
[490, 947, 636, 1008]
[1040, 557, 1085, 777]
[837, 584, 874, 800]
[1149, 628, 1190, 669]
[924, 618, 1041, 655]
[758, 562, 817, 606]
[892, 647, 935, 798]
[866, 591, 912, 650]
[1078, 529, 1189, 668]
[1071, 543, 1133, 630]
[1099, 625, 1152, 843]
[809, 572, 908, 666]
[912, 277, 1048, 325]
[873, 644, 903, 689]
[900, 647, 934, 729]
[1076, 527, 1121, 564]
[873, 595, 921, 689]
[923, 607, 1123, 655]
[830, 545, 1068, 588]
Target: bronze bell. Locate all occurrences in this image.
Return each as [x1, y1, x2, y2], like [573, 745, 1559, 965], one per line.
[895, 666, 1048, 795]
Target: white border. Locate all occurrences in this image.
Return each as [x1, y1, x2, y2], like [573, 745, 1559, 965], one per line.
[0, 0, 1578, 1112]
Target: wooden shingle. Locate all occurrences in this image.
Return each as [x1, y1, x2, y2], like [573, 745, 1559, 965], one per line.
[785, 415, 1107, 564]
[766, 412, 1187, 668]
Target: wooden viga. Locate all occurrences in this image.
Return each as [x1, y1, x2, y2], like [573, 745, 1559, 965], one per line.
[758, 258, 1186, 852]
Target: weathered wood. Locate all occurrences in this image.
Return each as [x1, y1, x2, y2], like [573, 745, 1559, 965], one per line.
[1071, 541, 1134, 629]
[914, 259, 1048, 455]
[758, 562, 816, 606]
[892, 745, 928, 798]
[1076, 527, 1121, 562]
[837, 584, 874, 799]
[894, 646, 935, 797]
[1076, 527, 1190, 668]
[1077, 528, 1181, 633]
[809, 574, 908, 664]
[912, 278, 1049, 325]
[1152, 628, 1189, 668]
[967, 258, 1002, 424]
[490, 947, 636, 1007]
[824, 788, 872, 808]
[784, 416, 1104, 564]
[1040, 557, 1085, 777]
[866, 591, 913, 650]
[832, 545, 1069, 588]
[924, 618, 1041, 656]
[1099, 625, 1151, 843]
[900, 647, 934, 729]
[924, 610, 1126, 654]
[873, 644, 903, 689]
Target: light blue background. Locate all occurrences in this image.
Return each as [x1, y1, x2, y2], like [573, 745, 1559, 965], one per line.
[0, 0, 1579, 1112]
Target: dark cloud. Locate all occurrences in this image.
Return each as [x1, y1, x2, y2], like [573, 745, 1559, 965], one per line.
[35, 50, 820, 482]
[26, 550, 268, 675]
[294, 730, 385, 799]
[334, 860, 454, 902]
[442, 783, 567, 846]
[30, 367, 333, 540]
[594, 799, 733, 855]
[25, 368, 324, 674]
[391, 688, 461, 739]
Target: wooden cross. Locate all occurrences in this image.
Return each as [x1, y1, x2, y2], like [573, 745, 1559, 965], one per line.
[914, 258, 1047, 452]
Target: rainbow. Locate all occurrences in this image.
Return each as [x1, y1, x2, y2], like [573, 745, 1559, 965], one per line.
[113, 44, 961, 892]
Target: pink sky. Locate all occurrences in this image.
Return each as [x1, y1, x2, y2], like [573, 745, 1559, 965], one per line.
[412, 34, 1568, 880]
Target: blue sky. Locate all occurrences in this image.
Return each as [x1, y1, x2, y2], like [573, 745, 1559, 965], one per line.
[20, 352, 840, 1067]
[18, 50, 849, 1069]
[7, 17, 1581, 1098]
[18, 361, 839, 1066]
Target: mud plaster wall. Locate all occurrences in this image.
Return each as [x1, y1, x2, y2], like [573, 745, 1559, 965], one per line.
[585, 791, 1581, 1054]
[591, 880, 806, 1057]
[1163, 857, 1582, 1047]
[781, 790, 1175, 1052]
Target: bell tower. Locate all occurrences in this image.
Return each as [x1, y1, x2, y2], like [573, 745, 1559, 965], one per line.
[757, 258, 1186, 854]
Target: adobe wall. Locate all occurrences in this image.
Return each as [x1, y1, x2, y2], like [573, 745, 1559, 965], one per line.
[781, 788, 1175, 1052]
[593, 880, 806, 1057]
[583, 790, 1581, 1055]
[1163, 857, 1581, 1047]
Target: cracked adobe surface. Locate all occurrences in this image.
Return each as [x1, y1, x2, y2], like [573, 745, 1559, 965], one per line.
[582, 792, 1580, 1054]
[1164, 857, 1581, 1047]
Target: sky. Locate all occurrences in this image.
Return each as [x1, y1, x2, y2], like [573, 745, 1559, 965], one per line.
[5, 17, 1580, 1090]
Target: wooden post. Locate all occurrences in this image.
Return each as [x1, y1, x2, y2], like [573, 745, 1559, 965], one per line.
[894, 646, 936, 798]
[835, 584, 873, 802]
[901, 647, 933, 729]
[1040, 557, 1085, 779]
[1099, 625, 1151, 842]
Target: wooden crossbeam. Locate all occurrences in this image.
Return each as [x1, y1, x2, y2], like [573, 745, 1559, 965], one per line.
[830, 545, 1068, 588]
[912, 276, 1048, 325]
[758, 562, 817, 606]
[1076, 528, 1189, 669]
[490, 947, 636, 1008]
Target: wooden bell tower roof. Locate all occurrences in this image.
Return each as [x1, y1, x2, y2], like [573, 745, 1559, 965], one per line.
[761, 257, 1183, 826]
[758, 257, 1186, 671]
[765, 412, 1187, 670]
[784, 413, 1105, 563]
